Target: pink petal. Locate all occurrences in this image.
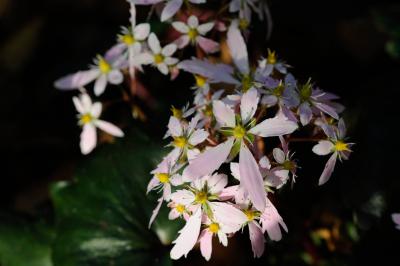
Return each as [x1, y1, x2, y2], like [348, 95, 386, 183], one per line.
[148, 196, 163, 228]
[105, 43, 126, 62]
[170, 206, 202, 260]
[227, 20, 249, 75]
[94, 74, 107, 96]
[182, 138, 234, 180]
[167, 116, 183, 137]
[207, 173, 228, 194]
[239, 143, 267, 211]
[80, 124, 97, 155]
[174, 35, 190, 49]
[392, 213, 400, 230]
[188, 129, 209, 146]
[209, 202, 247, 232]
[249, 222, 265, 258]
[197, 36, 219, 53]
[318, 152, 337, 185]
[260, 199, 287, 241]
[54, 69, 99, 90]
[312, 140, 334, 156]
[240, 88, 259, 124]
[107, 70, 123, 85]
[249, 116, 298, 137]
[95, 120, 124, 137]
[134, 23, 150, 40]
[161, 0, 183, 22]
[199, 230, 213, 261]
[272, 148, 285, 164]
[172, 21, 189, 33]
[212, 100, 235, 128]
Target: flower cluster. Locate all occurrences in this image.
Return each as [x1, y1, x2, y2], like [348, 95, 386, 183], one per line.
[54, 0, 355, 260]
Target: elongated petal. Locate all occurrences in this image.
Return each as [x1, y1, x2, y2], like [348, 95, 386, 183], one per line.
[241, 88, 259, 124]
[239, 143, 267, 211]
[107, 70, 124, 85]
[94, 74, 108, 96]
[148, 33, 161, 53]
[172, 21, 189, 33]
[134, 23, 150, 40]
[162, 43, 177, 57]
[249, 222, 265, 258]
[161, 0, 183, 22]
[157, 63, 169, 75]
[197, 36, 219, 53]
[197, 22, 215, 35]
[54, 69, 99, 90]
[167, 116, 183, 137]
[95, 120, 124, 137]
[134, 53, 154, 65]
[199, 230, 213, 261]
[230, 162, 241, 180]
[318, 152, 337, 185]
[187, 15, 199, 28]
[314, 102, 339, 120]
[227, 20, 249, 75]
[105, 43, 126, 62]
[148, 196, 163, 228]
[90, 102, 102, 118]
[174, 35, 190, 49]
[392, 213, 400, 230]
[213, 100, 235, 127]
[80, 93, 93, 112]
[169, 189, 195, 206]
[72, 96, 84, 114]
[338, 118, 346, 139]
[189, 129, 209, 146]
[208, 173, 228, 194]
[260, 199, 288, 241]
[80, 124, 97, 155]
[170, 206, 202, 260]
[273, 148, 285, 164]
[299, 102, 312, 126]
[312, 140, 334, 156]
[209, 202, 247, 232]
[249, 116, 298, 137]
[183, 138, 234, 180]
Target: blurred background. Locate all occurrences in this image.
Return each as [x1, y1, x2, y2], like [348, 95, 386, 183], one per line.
[0, 0, 399, 265]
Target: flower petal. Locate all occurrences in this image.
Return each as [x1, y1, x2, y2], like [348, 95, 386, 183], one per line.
[227, 20, 249, 75]
[299, 102, 312, 126]
[148, 196, 163, 228]
[95, 120, 124, 137]
[199, 230, 213, 261]
[209, 202, 247, 232]
[197, 36, 220, 53]
[170, 206, 202, 260]
[207, 173, 228, 194]
[213, 100, 236, 128]
[54, 69, 99, 90]
[312, 140, 334, 156]
[134, 23, 150, 40]
[174, 35, 190, 49]
[167, 116, 183, 137]
[197, 22, 215, 35]
[188, 129, 209, 146]
[239, 143, 267, 211]
[94, 74, 108, 96]
[148, 33, 161, 53]
[172, 21, 189, 33]
[249, 222, 265, 258]
[162, 43, 177, 57]
[161, 0, 183, 22]
[107, 70, 124, 85]
[240, 87, 259, 124]
[318, 152, 337, 185]
[273, 148, 285, 164]
[187, 15, 199, 28]
[249, 116, 298, 137]
[80, 124, 97, 155]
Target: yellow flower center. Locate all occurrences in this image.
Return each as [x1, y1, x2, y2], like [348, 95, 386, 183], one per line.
[233, 125, 246, 139]
[203, 105, 213, 117]
[334, 141, 349, 152]
[283, 160, 296, 171]
[98, 57, 112, 74]
[188, 28, 198, 40]
[272, 82, 285, 97]
[171, 106, 183, 119]
[173, 137, 188, 148]
[267, 49, 277, 65]
[239, 18, 249, 30]
[242, 74, 253, 92]
[208, 223, 220, 233]
[156, 173, 170, 184]
[121, 34, 135, 45]
[80, 113, 93, 124]
[195, 75, 207, 88]
[244, 209, 256, 221]
[175, 204, 185, 214]
[195, 191, 208, 204]
[154, 54, 164, 64]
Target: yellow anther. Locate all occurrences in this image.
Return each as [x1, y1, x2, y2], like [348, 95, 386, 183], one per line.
[239, 18, 249, 30]
[195, 75, 207, 88]
[98, 57, 112, 74]
[171, 106, 183, 119]
[173, 137, 188, 148]
[244, 209, 256, 221]
[208, 223, 220, 233]
[188, 28, 199, 40]
[175, 204, 185, 214]
[195, 191, 208, 204]
[267, 49, 277, 65]
[242, 74, 253, 92]
[233, 125, 246, 139]
[154, 54, 164, 64]
[334, 141, 349, 152]
[156, 173, 170, 183]
[121, 34, 135, 45]
[80, 113, 93, 124]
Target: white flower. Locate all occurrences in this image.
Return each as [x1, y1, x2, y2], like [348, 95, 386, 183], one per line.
[135, 33, 178, 75]
[72, 93, 124, 154]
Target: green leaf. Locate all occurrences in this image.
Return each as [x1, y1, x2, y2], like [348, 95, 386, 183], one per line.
[50, 129, 181, 266]
[0, 214, 54, 266]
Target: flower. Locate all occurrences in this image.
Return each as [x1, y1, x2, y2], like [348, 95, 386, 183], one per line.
[257, 49, 289, 76]
[107, 2, 150, 78]
[55, 53, 125, 96]
[312, 119, 353, 185]
[135, 33, 178, 75]
[72, 93, 124, 154]
[392, 213, 400, 230]
[133, 0, 206, 22]
[183, 88, 298, 211]
[169, 173, 247, 259]
[172, 15, 219, 53]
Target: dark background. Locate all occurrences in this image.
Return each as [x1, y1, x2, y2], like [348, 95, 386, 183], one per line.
[0, 0, 399, 265]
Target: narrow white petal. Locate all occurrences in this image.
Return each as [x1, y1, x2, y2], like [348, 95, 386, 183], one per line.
[95, 120, 124, 137]
[227, 20, 249, 75]
[318, 153, 337, 185]
[80, 124, 97, 155]
[213, 100, 236, 128]
[167, 116, 183, 137]
[249, 116, 298, 137]
[240, 88, 259, 124]
[148, 33, 161, 53]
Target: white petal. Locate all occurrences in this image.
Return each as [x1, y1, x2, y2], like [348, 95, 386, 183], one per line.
[80, 124, 97, 155]
[167, 116, 183, 137]
[157, 63, 169, 75]
[90, 102, 102, 118]
[188, 129, 209, 145]
[72, 96, 84, 114]
[312, 140, 334, 156]
[249, 116, 298, 137]
[162, 43, 177, 57]
[134, 53, 154, 65]
[273, 148, 285, 164]
[134, 23, 150, 40]
[209, 202, 247, 232]
[164, 57, 179, 65]
[170, 206, 202, 260]
[94, 74, 108, 96]
[239, 143, 267, 211]
[54, 69, 99, 90]
[148, 33, 161, 53]
[183, 138, 234, 180]
[207, 173, 228, 194]
[95, 120, 124, 137]
[230, 162, 241, 180]
[148, 197, 163, 228]
[172, 21, 189, 33]
[197, 22, 215, 35]
[187, 15, 199, 28]
[161, 0, 183, 22]
[249, 222, 265, 258]
[174, 35, 190, 49]
[107, 70, 124, 85]
[213, 100, 236, 128]
[227, 20, 249, 75]
[318, 153, 337, 186]
[240, 88, 259, 124]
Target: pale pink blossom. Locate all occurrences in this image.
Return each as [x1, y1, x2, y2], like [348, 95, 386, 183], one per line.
[392, 213, 400, 230]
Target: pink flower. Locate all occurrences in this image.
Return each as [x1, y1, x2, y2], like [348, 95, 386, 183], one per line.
[393, 213, 400, 230]
[172, 15, 219, 53]
[72, 93, 124, 154]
